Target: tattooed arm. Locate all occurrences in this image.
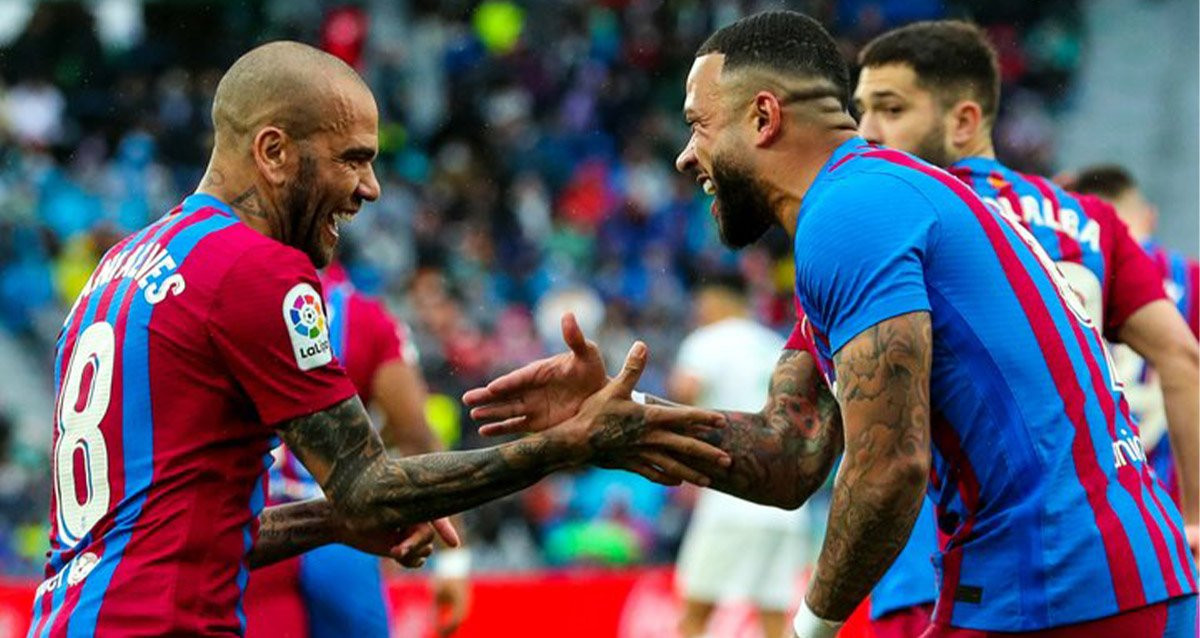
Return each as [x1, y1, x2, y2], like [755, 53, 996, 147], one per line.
[465, 314, 841, 506]
[641, 350, 842, 508]
[804, 311, 932, 623]
[278, 346, 726, 535]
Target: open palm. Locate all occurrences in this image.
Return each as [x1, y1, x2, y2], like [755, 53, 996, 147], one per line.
[463, 313, 608, 435]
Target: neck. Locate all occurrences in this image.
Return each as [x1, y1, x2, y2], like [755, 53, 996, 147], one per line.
[769, 127, 857, 237]
[954, 133, 996, 163]
[196, 157, 275, 238]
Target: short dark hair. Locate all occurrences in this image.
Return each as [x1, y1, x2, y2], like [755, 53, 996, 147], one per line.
[1073, 164, 1137, 200]
[697, 11, 851, 110]
[859, 20, 1000, 122]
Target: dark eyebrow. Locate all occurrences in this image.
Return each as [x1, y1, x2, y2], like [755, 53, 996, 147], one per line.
[340, 146, 377, 161]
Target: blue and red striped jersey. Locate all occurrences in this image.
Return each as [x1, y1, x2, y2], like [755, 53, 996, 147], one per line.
[792, 138, 1195, 632]
[31, 194, 356, 637]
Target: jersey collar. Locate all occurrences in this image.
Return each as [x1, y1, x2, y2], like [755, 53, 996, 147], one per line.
[179, 192, 236, 218]
[949, 155, 1003, 177]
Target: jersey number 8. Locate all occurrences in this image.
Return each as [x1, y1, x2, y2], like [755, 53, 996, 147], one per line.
[54, 322, 114, 545]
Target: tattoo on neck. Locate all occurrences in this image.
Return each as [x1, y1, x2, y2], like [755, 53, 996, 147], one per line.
[230, 187, 268, 220]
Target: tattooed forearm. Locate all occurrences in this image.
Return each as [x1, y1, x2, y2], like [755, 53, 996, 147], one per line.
[646, 350, 842, 508]
[807, 311, 932, 621]
[279, 397, 579, 532]
[248, 499, 337, 569]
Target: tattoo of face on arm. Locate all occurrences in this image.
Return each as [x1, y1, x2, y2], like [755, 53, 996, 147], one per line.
[807, 311, 933, 620]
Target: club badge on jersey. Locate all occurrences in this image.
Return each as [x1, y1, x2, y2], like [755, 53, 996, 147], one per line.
[283, 283, 333, 370]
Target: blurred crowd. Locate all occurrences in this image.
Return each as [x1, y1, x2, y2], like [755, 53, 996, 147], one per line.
[0, 0, 1084, 576]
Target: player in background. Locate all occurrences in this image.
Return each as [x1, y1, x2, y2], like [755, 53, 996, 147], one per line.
[464, 11, 1198, 638]
[32, 41, 730, 638]
[1072, 164, 1200, 508]
[854, 18, 1200, 559]
[670, 276, 810, 638]
[245, 263, 471, 638]
[851, 21, 1200, 636]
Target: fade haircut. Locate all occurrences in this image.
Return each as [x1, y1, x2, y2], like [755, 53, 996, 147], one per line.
[859, 20, 1000, 123]
[1073, 164, 1137, 200]
[697, 10, 851, 111]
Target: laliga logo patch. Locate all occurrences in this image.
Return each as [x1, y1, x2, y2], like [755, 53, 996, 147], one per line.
[283, 283, 333, 371]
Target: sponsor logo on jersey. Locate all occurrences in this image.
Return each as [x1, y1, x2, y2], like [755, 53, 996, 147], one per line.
[1112, 427, 1148, 469]
[283, 283, 333, 371]
[66, 551, 100, 586]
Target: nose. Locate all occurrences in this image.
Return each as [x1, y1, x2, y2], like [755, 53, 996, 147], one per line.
[358, 163, 381, 202]
[675, 136, 697, 174]
[858, 113, 883, 145]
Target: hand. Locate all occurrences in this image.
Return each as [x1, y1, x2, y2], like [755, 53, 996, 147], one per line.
[433, 576, 471, 636]
[463, 313, 608, 436]
[546, 340, 730, 486]
[338, 516, 461, 569]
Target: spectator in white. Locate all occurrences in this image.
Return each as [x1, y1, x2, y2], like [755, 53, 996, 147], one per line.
[3, 78, 64, 147]
[670, 274, 810, 638]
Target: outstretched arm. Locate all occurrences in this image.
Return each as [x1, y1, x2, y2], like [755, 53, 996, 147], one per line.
[465, 313, 842, 507]
[279, 345, 727, 534]
[802, 311, 932, 629]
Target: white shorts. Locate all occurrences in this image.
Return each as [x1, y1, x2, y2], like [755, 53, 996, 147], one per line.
[675, 523, 808, 611]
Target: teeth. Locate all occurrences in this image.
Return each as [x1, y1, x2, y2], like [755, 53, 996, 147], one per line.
[702, 178, 716, 196]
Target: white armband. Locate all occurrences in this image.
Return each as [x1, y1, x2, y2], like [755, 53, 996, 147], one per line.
[792, 598, 843, 638]
[433, 547, 472, 579]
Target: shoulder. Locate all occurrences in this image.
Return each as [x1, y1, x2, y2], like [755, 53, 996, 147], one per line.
[808, 159, 947, 224]
[200, 227, 318, 288]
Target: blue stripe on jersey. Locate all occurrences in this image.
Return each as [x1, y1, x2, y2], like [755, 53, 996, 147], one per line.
[235, 451, 273, 634]
[953, 158, 1108, 286]
[326, 283, 350, 360]
[926, 288, 1052, 626]
[67, 205, 238, 635]
[47, 209, 188, 578]
[1140, 479, 1191, 592]
[1168, 253, 1190, 317]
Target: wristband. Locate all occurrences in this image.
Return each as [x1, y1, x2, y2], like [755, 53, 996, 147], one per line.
[792, 598, 842, 638]
[631, 390, 647, 405]
[433, 547, 471, 579]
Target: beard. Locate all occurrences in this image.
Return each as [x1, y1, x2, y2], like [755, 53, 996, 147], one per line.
[911, 120, 955, 169]
[280, 154, 333, 268]
[710, 152, 776, 249]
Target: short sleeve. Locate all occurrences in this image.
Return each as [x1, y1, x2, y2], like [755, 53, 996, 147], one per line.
[208, 244, 356, 425]
[795, 175, 934, 355]
[1087, 196, 1167, 340]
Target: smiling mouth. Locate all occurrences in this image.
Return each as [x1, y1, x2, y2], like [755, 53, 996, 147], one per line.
[698, 176, 716, 196]
[326, 211, 357, 239]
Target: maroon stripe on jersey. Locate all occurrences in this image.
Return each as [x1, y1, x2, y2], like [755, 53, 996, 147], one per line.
[91, 209, 226, 634]
[53, 215, 191, 637]
[929, 416, 981, 625]
[862, 148, 1148, 609]
[1066, 319, 1183, 598]
[1122, 392, 1198, 592]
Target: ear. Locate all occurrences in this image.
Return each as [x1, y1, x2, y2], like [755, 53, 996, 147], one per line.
[251, 126, 290, 187]
[751, 91, 784, 147]
[947, 100, 984, 149]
